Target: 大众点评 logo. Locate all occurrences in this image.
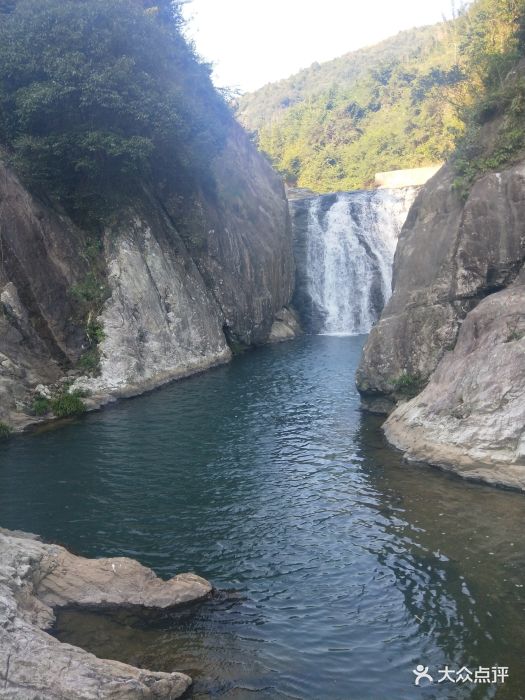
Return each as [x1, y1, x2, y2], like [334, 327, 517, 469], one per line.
[413, 664, 509, 686]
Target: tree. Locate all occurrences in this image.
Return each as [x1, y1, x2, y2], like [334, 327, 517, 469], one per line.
[0, 0, 228, 227]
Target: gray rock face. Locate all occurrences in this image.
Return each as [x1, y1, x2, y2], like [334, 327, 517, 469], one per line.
[0, 528, 211, 698]
[0, 121, 297, 427]
[268, 307, 302, 343]
[384, 279, 525, 490]
[79, 212, 231, 398]
[0, 164, 87, 428]
[357, 161, 525, 412]
[356, 155, 525, 487]
[196, 123, 295, 347]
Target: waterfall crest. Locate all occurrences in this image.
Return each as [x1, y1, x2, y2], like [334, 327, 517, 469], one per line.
[292, 188, 418, 335]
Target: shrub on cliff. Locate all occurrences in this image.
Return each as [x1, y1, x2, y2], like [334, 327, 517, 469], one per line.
[50, 391, 87, 418]
[32, 396, 51, 416]
[452, 0, 525, 194]
[0, 0, 230, 228]
[0, 422, 12, 439]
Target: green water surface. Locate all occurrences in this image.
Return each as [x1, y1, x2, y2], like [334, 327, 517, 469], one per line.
[0, 336, 524, 699]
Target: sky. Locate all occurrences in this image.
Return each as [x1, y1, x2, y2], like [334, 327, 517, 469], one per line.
[181, 0, 457, 93]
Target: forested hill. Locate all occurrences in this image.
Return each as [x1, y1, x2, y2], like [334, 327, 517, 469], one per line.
[239, 0, 525, 194]
[239, 24, 448, 130]
[237, 22, 460, 192]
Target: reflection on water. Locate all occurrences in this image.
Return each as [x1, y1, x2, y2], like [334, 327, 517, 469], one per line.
[0, 336, 524, 699]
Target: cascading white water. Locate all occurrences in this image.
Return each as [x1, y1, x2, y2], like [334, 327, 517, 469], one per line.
[300, 188, 417, 335]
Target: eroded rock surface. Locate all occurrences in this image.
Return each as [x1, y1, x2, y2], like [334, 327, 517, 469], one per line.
[357, 161, 525, 412]
[0, 120, 297, 428]
[384, 280, 525, 490]
[0, 528, 211, 698]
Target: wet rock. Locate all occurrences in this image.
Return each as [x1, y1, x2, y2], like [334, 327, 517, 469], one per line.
[268, 307, 302, 343]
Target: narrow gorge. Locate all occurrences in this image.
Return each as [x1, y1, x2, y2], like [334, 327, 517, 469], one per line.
[1, 0, 525, 698]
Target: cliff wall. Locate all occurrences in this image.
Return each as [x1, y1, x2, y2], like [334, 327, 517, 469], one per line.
[0, 121, 297, 427]
[356, 157, 525, 488]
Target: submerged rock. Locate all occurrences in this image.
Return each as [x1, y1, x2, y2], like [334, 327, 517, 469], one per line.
[0, 528, 211, 698]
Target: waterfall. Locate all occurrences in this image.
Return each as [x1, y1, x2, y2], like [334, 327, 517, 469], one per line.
[291, 188, 418, 335]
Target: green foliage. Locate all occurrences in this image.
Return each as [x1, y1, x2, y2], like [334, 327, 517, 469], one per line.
[32, 396, 51, 416]
[0, 422, 12, 439]
[71, 273, 109, 307]
[77, 348, 101, 374]
[0, 0, 229, 227]
[71, 268, 107, 375]
[239, 0, 525, 193]
[391, 372, 425, 398]
[86, 320, 105, 345]
[50, 391, 87, 418]
[238, 25, 461, 192]
[452, 0, 525, 195]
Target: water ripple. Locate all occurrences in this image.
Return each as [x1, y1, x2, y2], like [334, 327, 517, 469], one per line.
[1, 336, 525, 699]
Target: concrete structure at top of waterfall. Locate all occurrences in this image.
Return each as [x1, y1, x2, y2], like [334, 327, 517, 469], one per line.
[375, 165, 442, 189]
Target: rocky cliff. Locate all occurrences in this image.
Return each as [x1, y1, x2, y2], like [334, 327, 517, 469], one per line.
[356, 158, 525, 489]
[0, 120, 297, 429]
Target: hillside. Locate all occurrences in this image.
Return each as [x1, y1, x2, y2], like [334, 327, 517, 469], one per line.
[237, 23, 462, 192]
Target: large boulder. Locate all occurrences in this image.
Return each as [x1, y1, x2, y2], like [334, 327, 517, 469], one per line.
[384, 277, 525, 490]
[0, 528, 211, 699]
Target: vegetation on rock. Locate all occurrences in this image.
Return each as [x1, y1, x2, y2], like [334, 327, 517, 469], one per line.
[451, 0, 525, 195]
[0, 0, 236, 380]
[50, 391, 87, 418]
[0, 0, 230, 229]
[0, 422, 12, 439]
[391, 372, 425, 398]
[31, 396, 51, 416]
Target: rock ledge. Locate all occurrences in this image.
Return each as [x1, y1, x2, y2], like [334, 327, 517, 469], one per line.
[0, 528, 212, 699]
